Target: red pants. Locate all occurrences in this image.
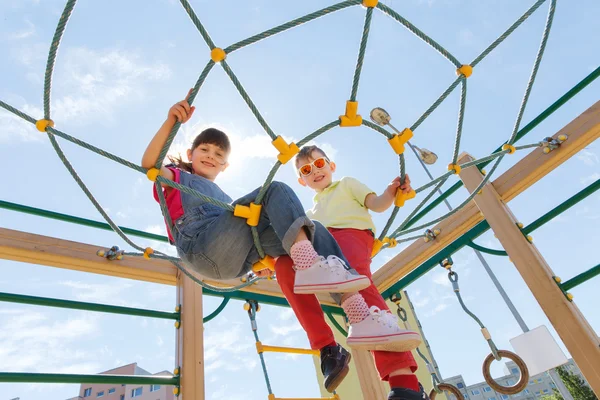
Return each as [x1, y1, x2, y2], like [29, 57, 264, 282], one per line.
[274, 227, 417, 381]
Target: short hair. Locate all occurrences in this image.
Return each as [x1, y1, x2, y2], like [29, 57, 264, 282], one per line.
[295, 145, 328, 168]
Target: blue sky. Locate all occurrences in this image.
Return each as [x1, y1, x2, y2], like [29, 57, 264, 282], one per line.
[1, 0, 599, 399]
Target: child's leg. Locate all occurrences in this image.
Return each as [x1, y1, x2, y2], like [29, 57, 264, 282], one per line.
[237, 182, 370, 293]
[329, 228, 420, 389]
[275, 255, 352, 393]
[274, 255, 336, 350]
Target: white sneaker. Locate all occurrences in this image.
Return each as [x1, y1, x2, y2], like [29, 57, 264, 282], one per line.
[294, 255, 371, 294]
[346, 306, 422, 352]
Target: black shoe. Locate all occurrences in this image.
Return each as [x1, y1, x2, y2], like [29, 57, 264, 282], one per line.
[389, 384, 430, 400]
[320, 344, 352, 393]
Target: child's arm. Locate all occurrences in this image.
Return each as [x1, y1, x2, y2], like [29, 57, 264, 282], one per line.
[365, 175, 412, 213]
[141, 89, 196, 185]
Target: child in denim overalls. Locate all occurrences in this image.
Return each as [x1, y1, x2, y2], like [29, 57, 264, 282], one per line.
[142, 93, 406, 363]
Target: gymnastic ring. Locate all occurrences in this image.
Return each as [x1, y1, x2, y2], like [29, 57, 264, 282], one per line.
[482, 350, 529, 395]
[430, 383, 464, 400]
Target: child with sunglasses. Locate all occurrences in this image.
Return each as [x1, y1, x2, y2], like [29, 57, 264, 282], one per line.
[272, 145, 425, 400]
[143, 91, 379, 294]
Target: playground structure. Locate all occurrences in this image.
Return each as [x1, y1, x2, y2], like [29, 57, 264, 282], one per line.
[0, 0, 599, 399]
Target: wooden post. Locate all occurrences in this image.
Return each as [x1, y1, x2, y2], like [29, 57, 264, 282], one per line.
[352, 349, 389, 399]
[175, 270, 205, 400]
[458, 153, 600, 396]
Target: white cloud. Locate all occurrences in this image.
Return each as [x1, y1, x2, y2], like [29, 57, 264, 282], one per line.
[8, 19, 36, 40]
[270, 320, 303, 336]
[580, 172, 600, 185]
[279, 308, 296, 321]
[424, 302, 449, 318]
[0, 103, 45, 143]
[58, 280, 134, 305]
[146, 224, 166, 235]
[577, 149, 599, 166]
[432, 270, 451, 287]
[0, 309, 101, 373]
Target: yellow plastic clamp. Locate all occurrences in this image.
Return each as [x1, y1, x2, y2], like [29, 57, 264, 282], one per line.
[447, 163, 461, 174]
[363, 0, 378, 7]
[146, 167, 161, 181]
[516, 222, 524, 229]
[526, 235, 533, 243]
[502, 144, 516, 154]
[395, 188, 416, 207]
[256, 341, 265, 354]
[234, 203, 262, 226]
[387, 128, 414, 155]
[243, 302, 251, 311]
[371, 237, 398, 257]
[456, 64, 473, 78]
[35, 119, 54, 132]
[210, 47, 226, 62]
[252, 255, 276, 273]
[143, 247, 154, 259]
[339, 100, 363, 127]
[173, 387, 180, 396]
[173, 367, 180, 375]
[553, 276, 562, 283]
[174, 321, 181, 329]
[175, 305, 181, 312]
[272, 135, 299, 164]
[566, 293, 574, 301]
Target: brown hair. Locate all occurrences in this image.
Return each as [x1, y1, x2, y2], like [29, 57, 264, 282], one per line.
[295, 145, 329, 169]
[168, 128, 231, 173]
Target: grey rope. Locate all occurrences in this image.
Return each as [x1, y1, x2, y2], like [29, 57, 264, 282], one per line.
[350, 7, 374, 102]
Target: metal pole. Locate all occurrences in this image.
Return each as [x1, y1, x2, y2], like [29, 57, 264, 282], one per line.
[405, 141, 574, 400]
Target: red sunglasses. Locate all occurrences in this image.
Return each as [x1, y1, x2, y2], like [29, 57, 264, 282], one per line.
[298, 157, 330, 176]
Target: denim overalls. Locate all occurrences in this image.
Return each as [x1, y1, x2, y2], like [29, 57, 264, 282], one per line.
[173, 171, 355, 285]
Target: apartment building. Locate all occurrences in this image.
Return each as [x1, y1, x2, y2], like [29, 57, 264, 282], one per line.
[66, 363, 175, 400]
[444, 359, 589, 400]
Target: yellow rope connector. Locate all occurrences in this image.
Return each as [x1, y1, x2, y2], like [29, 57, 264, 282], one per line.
[256, 341, 265, 354]
[395, 188, 416, 207]
[146, 167, 161, 181]
[372, 237, 398, 257]
[234, 202, 262, 226]
[363, 0, 379, 7]
[143, 247, 154, 259]
[502, 144, 516, 154]
[566, 293, 574, 301]
[387, 128, 414, 155]
[447, 163, 461, 174]
[210, 47, 226, 62]
[456, 64, 473, 78]
[35, 119, 54, 132]
[339, 100, 362, 127]
[252, 255, 276, 273]
[272, 135, 299, 164]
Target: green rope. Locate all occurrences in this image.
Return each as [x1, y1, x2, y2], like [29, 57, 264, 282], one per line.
[44, 0, 77, 119]
[326, 312, 348, 337]
[350, 7, 374, 102]
[411, 77, 461, 132]
[154, 61, 214, 168]
[203, 297, 230, 323]
[471, 0, 548, 67]
[225, 0, 361, 54]
[466, 241, 508, 257]
[507, 0, 556, 145]
[178, 0, 217, 49]
[452, 78, 467, 164]
[220, 60, 277, 140]
[376, 3, 461, 67]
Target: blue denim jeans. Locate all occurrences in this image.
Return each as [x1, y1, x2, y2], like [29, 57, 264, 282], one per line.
[174, 181, 355, 286]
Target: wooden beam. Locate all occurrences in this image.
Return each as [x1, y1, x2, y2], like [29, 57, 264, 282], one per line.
[352, 349, 388, 399]
[459, 153, 600, 396]
[373, 100, 600, 292]
[0, 227, 338, 307]
[176, 270, 205, 400]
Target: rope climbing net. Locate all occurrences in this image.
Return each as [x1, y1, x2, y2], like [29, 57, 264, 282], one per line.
[0, 0, 558, 293]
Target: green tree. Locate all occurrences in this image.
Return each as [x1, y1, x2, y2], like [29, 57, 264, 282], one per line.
[540, 366, 597, 400]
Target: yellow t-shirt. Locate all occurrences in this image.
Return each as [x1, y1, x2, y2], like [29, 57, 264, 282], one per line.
[306, 176, 376, 234]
